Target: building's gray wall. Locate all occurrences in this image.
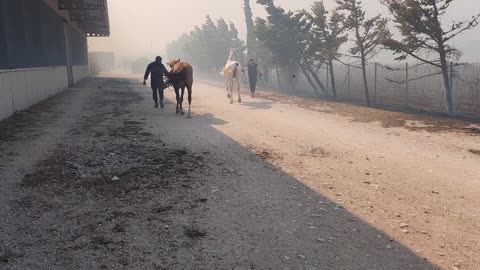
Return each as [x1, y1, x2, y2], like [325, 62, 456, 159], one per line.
[0, 0, 90, 121]
[73, 65, 90, 83]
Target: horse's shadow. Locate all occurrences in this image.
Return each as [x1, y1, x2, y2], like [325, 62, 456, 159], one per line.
[241, 101, 273, 110]
[199, 113, 229, 126]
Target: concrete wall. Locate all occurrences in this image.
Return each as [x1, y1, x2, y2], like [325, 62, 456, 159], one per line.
[73, 65, 90, 83]
[0, 0, 92, 122]
[0, 66, 68, 120]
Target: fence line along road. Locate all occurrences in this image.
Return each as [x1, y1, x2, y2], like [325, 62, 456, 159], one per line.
[265, 62, 480, 119]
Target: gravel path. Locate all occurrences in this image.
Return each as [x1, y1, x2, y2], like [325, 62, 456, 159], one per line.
[1, 75, 478, 269]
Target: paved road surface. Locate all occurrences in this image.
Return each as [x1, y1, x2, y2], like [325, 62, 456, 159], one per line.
[1, 75, 479, 269]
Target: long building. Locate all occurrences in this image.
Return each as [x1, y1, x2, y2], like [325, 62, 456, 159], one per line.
[0, 0, 110, 120]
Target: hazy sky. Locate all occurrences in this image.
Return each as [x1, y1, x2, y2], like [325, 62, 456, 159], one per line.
[89, 0, 480, 61]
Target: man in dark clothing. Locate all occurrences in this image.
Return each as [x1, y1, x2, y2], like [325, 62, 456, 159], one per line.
[143, 56, 170, 108]
[247, 59, 258, 98]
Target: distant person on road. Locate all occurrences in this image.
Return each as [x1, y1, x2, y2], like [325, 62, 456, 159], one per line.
[247, 59, 258, 98]
[143, 56, 170, 108]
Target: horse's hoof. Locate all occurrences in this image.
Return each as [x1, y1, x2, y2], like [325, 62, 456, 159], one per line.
[181, 111, 185, 115]
[176, 111, 180, 114]
[227, 94, 231, 98]
[238, 99, 242, 103]
[230, 100, 233, 104]
[187, 115, 192, 119]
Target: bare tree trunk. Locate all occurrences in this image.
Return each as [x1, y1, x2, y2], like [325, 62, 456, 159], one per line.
[296, 61, 321, 97]
[328, 59, 337, 99]
[304, 62, 327, 95]
[275, 67, 281, 89]
[439, 53, 453, 114]
[262, 66, 270, 86]
[433, 2, 454, 114]
[354, 19, 371, 107]
[360, 52, 371, 107]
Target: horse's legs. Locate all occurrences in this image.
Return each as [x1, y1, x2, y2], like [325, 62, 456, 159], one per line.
[174, 87, 180, 114]
[225, 78, 231, 99]
[186, 84, 192, 118]
[237, 77, 242, 103]
[180, 87, 186, 115]
[229, 79, 234, 104]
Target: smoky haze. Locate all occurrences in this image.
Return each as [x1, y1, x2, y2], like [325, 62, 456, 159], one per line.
[89, 0, 480, 64]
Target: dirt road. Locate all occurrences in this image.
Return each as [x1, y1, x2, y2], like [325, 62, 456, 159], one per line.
[1, 75, 479, 269]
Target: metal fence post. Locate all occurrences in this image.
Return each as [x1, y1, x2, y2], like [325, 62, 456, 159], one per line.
[347, 64, 351, 95]
[450, 62, 454, 102]
[326, 64, 330, 95]
[406, 62, 409, 107]
[449, 62, 455, 113]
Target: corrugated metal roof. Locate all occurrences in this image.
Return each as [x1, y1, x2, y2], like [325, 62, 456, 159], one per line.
[58, 0, 110, 36]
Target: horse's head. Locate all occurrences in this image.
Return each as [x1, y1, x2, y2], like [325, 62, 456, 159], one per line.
[167, 59, 181, 69]
[228, 49, 236, 61]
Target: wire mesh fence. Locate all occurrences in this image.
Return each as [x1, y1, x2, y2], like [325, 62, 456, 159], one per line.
[267, 62, 480, 118]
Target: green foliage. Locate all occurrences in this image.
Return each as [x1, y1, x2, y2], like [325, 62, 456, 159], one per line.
[165, 16, 246, 74]
[336, 0, 389, 106]
[307, 1, 348, 64]
[254, 0, 306, 68]
[336, 0, 389, 60]
[382, 0, 480, 65]
[255, 0, 333, 95]
[244, 0, 257, 59]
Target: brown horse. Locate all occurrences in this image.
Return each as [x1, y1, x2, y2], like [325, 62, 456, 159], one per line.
[166, 59, 194, 118]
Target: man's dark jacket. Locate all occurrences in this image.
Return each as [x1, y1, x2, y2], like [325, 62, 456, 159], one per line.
[144, 61, 169, 82]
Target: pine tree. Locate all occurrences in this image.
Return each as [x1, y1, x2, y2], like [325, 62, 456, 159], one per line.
[307, 1, 348, 98]
[244, 0, 257, 60]
[229, 22, 247, 65]
[256, 0, 327, 95]
[336, 0, 389, 106]
[166, 16, 246, 76]
[382, 0, 480, 114]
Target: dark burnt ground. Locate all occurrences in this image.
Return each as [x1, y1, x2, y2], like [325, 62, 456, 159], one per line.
[0, 88, 80, 170]
[0, 78, 210, 270]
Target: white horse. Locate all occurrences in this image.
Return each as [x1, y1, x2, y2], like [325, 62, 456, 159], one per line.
[220, 49, 242, 104]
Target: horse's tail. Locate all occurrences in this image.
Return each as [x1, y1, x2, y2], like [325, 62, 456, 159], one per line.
[233, 63, 239, 78]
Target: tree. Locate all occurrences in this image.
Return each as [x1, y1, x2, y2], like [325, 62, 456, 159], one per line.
[381, 0, 480, 114]
[165, 16, 246, 76]
[255, 43, 275, 86]
[336, 0, 389, 106]
[244, 0, 257, 59]
[228, 22, 247, 65]
[307, 1, 348, 98]
[202, 16, 222, 71]
[256, 0, 327, 96]
[255, 19, 289, 91]
[295, 11, 331, 96]
[216, 19, 234, 66]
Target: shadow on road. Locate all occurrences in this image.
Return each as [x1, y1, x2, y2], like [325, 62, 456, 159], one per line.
[199, 113, 228, 126]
